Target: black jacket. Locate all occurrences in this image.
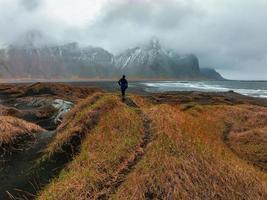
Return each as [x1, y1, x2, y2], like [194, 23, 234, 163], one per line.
[118, 78, 128, 90]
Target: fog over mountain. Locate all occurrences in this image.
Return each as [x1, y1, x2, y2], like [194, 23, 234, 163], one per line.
[0, 38, 223, 80]
[0, 0, 266, 80]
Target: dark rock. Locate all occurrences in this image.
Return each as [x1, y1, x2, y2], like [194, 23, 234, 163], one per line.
[200, 68, 225, 80]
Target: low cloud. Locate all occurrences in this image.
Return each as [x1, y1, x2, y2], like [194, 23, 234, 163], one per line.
[0, 0, 266, 79]
[20, 0, 42, 11]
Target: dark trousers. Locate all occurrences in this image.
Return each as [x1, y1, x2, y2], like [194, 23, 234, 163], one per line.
[121, 88, 126, 97]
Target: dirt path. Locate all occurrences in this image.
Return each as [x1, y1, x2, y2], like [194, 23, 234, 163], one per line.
[0, 131, 55, 200]
[96, 97, 153, 200]
[222, 123, 233, 146]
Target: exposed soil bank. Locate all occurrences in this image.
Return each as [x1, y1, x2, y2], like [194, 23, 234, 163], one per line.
[0, 83, 101, 199]
[0, 131, 55, 199]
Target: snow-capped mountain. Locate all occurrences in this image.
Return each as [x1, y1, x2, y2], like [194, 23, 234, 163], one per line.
[0, 39, 223, 80]
[0, 42, 114, 78]
[115, 39, 201, 78]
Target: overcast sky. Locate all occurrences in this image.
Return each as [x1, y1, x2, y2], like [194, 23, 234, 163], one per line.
[0, 0, 266, 80]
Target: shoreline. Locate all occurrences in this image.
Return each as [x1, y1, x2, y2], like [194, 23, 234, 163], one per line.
[0, 81, 266, 106]
[0, 80, 267, 99]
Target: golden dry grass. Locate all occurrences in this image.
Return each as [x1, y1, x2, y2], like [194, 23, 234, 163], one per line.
[185, 104, 267, 171]
[36, 94, 267, 200]
[228, 127, 267, 171]
[42, 93, 119, 159]
[37, 97, 144, 200]
[0, 105, 23, 117]
[0, 82, 102, 102]
[216, 104, 267, 171]
[0, 116, 44, 150]
[0, 116, 44, 145]
[112, 100, 267, 200]
[23, 82, 101, 102]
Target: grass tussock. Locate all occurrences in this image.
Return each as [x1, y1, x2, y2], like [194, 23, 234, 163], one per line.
[22, 82, 101, 102]
[217, 105, 267, 171]
[186, 104, 267, 171]
[228, 127, 267, 171]
[0, 105, 23, 117]
[37, 99, 144, 200]
[0, 82, 102, 102]
[43, 93, 119, 159]
[0, 116, 44, 153]
[113, 102, 267, 200]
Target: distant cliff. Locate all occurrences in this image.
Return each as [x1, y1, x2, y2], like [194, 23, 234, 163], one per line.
[200, 68, 225, 80]
[0, 40, 224, 80]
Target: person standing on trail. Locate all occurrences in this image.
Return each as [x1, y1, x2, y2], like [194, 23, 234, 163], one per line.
[118, 75, 128, 99]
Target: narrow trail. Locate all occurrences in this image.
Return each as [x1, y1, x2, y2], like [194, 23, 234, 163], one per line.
[222, 123, 233, 147]
[0, 131, 56, 200]
[96, 97, 154, 200]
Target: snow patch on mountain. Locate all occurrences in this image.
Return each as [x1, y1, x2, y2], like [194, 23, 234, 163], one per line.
[0, 39, 224, 80]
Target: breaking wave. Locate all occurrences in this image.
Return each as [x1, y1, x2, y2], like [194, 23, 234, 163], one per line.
[141, 81, 267, 98]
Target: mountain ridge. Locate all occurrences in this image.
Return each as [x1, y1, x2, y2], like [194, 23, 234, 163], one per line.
[0, 40, 224, 80]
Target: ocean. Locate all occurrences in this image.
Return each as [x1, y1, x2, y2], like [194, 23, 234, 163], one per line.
[140, 80, 267, 98]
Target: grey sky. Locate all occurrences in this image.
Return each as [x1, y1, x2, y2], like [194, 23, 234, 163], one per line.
[0, 0, 266, 80]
